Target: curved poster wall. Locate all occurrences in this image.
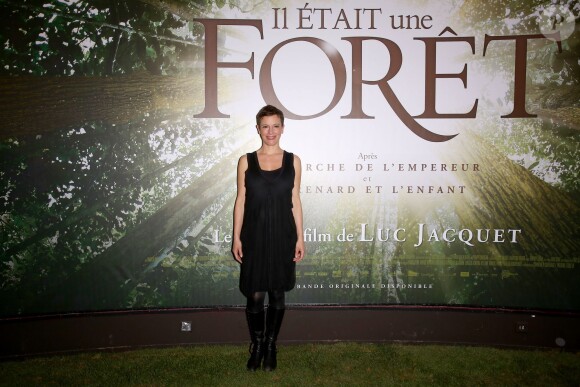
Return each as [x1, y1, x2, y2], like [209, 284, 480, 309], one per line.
[0, 0, 578, 316]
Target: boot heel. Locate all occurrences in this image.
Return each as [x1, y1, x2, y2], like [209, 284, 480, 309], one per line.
[262, 339, 277, 371]
[246, 338, 264, 371]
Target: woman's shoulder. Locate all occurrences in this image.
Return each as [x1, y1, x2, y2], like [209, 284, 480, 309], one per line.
[237, 154, 249, 170]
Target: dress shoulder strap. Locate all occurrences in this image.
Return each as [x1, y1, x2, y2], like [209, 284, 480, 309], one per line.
[246, 151, 258, 171]
[284, 151, 294, 170]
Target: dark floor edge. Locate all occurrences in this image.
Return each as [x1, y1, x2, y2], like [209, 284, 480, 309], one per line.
[1, 307, 578, 359]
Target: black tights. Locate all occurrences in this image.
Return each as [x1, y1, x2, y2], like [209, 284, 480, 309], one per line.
[246, 290, 285, 313]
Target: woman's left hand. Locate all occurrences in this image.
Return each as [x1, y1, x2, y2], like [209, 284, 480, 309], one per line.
[294, 240, 305, 262]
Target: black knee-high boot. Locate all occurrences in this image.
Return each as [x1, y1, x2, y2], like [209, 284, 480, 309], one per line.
[262, 307, 285, 371]
[245, 309, 265, 371]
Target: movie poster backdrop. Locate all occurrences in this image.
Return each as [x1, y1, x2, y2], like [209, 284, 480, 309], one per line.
[0, 0, 579, 316]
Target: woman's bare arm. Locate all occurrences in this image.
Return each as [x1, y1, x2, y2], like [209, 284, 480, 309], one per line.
[232, 155, 248, 263]
[292, 155, 305, 262]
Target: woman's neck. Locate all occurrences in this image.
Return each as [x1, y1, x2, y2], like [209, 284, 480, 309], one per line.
[258, 144, 283, 155]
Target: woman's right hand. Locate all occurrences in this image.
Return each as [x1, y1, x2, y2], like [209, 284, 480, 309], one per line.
[232, 239, 243, 263]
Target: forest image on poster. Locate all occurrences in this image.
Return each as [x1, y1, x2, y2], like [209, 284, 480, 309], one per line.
[0, 0, 579, 316]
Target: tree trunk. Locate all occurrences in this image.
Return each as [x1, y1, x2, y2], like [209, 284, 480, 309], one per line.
[452, 131, 579, 257]
[396, 131, 580, 258]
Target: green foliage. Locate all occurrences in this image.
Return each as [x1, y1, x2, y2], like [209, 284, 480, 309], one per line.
[456, 0, 580, 86]
[0, 0, 208, 75]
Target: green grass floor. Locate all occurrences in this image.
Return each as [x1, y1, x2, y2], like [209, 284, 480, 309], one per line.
[1, 343, 579, 386]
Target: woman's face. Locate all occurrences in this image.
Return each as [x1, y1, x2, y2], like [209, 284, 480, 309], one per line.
[257, 114, 284, 146]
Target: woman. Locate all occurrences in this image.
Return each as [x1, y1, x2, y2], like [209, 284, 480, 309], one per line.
[232, 105, 305, 371]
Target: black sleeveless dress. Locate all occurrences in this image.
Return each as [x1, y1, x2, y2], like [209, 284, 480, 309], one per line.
[239, 151, 297, 297]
